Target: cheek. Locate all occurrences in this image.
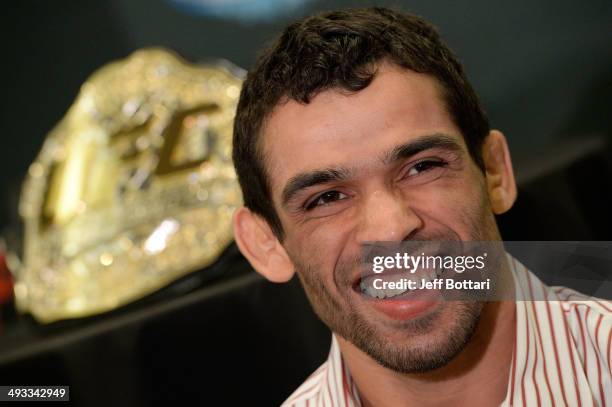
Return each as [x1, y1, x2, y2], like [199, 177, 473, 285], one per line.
[407, 172, 489, 237]
[284, 208, 356, 258]
[284, 226, 339, 271]
[283, 218, 357, 286]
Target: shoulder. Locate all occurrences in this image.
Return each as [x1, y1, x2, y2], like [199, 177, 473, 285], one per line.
[550, 285, 611, 353]
[513, 259, 611, 329]
[514, 262, 611, 373]
[550, 285, 611, 316]
[535, 276, 611, 354]
[538, 282, 612, 388]
[512, 262, 611, 403]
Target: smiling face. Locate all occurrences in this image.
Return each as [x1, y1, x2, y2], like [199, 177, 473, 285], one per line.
[235, 62, 513, 373]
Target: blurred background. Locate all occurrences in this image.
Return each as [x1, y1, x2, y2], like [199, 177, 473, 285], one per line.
[0, 0, 610, 405]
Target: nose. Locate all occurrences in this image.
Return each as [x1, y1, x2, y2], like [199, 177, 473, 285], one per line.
[355, 189, 423, 243]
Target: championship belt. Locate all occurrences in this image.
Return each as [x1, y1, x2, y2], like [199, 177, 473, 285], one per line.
[15, 48, 244, 323]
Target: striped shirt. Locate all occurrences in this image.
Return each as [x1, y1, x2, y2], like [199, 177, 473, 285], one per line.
[282, 256, 612, 406]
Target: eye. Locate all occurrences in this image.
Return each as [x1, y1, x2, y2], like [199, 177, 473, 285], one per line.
[305, 190, 348, 211]
[405, 159, 448, 177]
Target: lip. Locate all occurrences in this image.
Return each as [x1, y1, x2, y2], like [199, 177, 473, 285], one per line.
[351, 271, 443, 321]
[361, 288, 442, 320]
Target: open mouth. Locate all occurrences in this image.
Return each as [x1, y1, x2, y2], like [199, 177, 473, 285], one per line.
[352, 265, 446, 300]
[350, 265, 446, 321]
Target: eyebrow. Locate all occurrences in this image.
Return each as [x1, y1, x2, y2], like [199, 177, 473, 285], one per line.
[381, 133, 463, 165]
[280, 133, 462, 207]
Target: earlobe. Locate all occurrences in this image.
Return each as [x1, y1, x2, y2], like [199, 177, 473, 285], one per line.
[482, 130, 517, 215]
[232, 207, 295, 282]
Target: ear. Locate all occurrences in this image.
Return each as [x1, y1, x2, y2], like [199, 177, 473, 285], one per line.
[482, 130, 517, 214]
[232, 207, 295, 282]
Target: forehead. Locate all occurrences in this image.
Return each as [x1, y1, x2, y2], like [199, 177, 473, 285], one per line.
[261, 63, 463, 197]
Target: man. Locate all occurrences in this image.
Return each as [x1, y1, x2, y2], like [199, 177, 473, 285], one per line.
[231, 7, 611, 406]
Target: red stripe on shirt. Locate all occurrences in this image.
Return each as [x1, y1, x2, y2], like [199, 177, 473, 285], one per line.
[542, 283, 570, 406]
[607, 328, 611, 378]
[595, 314, 605, 407]
[526, 271, 553, 405]
[575, 306, 588, 376]
[509, 319, 518, 406]
[556, 289, 582, 406]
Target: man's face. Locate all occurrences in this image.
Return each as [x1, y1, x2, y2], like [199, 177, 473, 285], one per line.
[261, 63, 501, 373]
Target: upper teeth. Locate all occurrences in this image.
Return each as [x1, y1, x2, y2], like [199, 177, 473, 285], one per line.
[360, 268, 440, 299]
[361, 283, 407, 299]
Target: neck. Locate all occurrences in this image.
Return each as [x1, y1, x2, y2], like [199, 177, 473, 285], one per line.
[338, 299, 516, 407]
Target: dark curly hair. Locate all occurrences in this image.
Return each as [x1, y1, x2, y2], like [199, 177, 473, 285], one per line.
[233, 7, 489, 239]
